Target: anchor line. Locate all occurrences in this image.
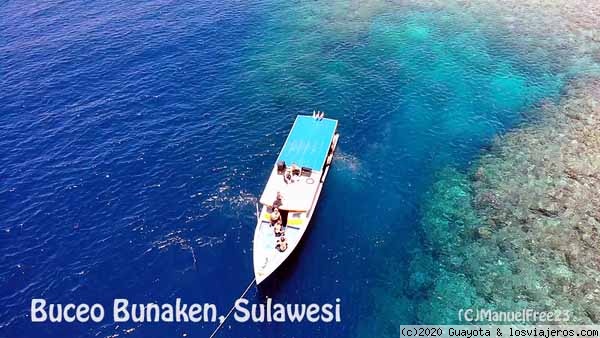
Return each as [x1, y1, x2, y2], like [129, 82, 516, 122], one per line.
[209, 278, 256, 338]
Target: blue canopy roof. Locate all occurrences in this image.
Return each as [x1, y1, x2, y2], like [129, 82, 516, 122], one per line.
[277, 115, 338, 170]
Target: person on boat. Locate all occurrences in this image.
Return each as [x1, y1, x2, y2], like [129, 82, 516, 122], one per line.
[276, 236, 288, 252]
[318, 111, 325, 120]
[283, 168, 292, 184]
[273, 192, 283, 209]
[290, 163, 300, 176]
[270, 207, 282, 227]
[274, 222, 284, 237]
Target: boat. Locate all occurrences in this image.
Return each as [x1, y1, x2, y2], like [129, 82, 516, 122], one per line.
[253, 114, 339, 285]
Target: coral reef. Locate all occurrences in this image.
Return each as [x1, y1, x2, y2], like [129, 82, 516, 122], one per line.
[350, 0, 600, 334]
[473, 78, 600, 321]
[414, 78, 600, 324]
[402, 0, 600, 74]
[363, 78, 600, 334]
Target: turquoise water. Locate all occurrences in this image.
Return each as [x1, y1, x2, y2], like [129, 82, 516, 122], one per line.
[237, 2, 567, 336]
[1, 1, 570, 337]
[239, 2, 565, 224]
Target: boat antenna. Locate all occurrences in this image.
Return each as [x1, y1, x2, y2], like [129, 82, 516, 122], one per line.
[209, 278, 256, 338]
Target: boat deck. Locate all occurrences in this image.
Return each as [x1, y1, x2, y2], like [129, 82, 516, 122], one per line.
[259, 167, 321, 211]
[254, 114, 339, 285]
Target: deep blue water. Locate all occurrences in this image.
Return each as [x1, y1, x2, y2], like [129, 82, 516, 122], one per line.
[1, 1, 567, 337]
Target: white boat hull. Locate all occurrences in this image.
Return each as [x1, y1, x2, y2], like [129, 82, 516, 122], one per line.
[252, 179, 324, 285]
[252, 131, 339, 285]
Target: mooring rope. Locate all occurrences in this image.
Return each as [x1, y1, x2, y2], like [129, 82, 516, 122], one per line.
[209, 278, 256, 338]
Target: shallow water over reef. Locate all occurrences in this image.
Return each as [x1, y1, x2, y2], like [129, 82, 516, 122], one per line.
[0, 0, 572, 337]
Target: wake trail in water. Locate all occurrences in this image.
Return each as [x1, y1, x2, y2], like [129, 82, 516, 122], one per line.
[200, 180, 259, 219]
[333, 150, 371, 182]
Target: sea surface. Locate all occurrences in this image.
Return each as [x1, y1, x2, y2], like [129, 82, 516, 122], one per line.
[1, 0, 569, 337]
